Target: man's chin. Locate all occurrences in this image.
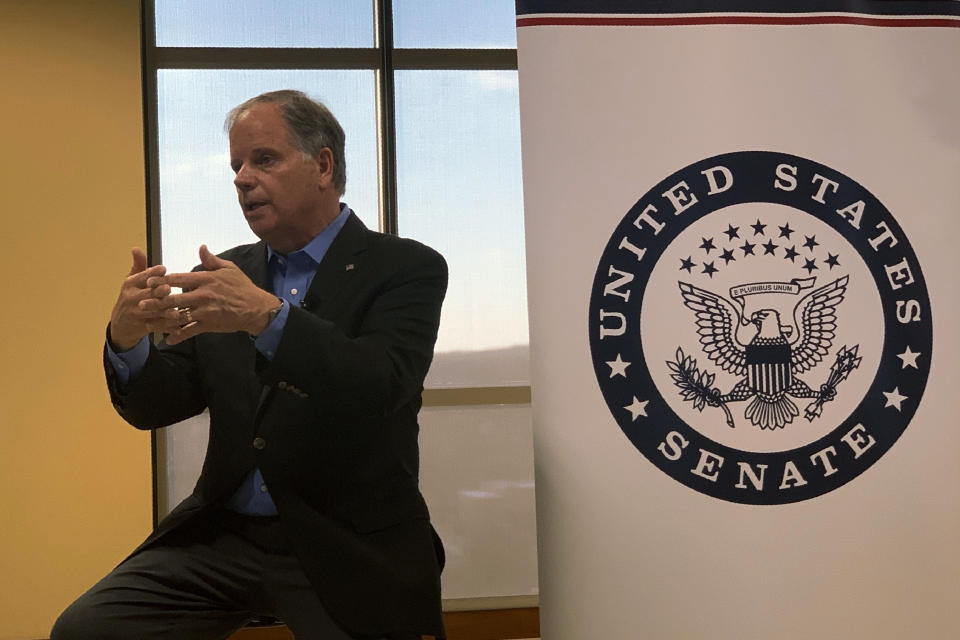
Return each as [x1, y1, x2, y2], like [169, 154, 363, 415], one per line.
[244, 212, 274, 236]
[245, 225, 277, 246]
[245, 220, 295, 251]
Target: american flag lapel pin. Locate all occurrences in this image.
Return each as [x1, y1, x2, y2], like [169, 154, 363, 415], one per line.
[345, 263, 355, 271]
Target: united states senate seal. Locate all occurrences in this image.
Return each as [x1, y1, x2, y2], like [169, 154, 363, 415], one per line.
[589, 151, 931, 504]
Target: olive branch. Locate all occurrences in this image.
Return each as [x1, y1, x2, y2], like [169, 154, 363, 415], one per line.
[804, 344, 862, 421]
[666, 347, 735, 428]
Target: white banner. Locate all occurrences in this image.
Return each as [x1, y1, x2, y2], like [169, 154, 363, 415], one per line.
[516, 2, 960, 638]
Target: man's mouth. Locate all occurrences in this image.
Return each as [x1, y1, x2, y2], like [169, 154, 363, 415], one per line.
[245, 201, 268, 213]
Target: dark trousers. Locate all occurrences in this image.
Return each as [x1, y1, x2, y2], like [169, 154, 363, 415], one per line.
[51, 510, 382, 640]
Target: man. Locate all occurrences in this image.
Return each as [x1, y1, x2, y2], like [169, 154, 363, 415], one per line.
[52, 90, 448, 640]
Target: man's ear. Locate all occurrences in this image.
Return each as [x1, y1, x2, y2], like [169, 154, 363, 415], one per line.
[314, 147, 335, 187]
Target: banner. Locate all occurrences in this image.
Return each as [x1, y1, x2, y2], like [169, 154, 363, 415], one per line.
[516, 2, 959, 637]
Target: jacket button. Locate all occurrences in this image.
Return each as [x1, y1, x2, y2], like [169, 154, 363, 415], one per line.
[252, 437, 266, 450]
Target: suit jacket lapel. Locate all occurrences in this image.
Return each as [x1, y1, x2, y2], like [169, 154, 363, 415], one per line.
[301, 212, 369, 314]
[210, 241, 271, 441]
[239, 241, 271, 291]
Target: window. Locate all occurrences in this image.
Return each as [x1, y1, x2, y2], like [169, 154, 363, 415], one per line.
[144, 0, 536, 605]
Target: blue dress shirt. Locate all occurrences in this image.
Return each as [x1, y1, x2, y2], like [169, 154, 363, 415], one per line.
[107, 204, 353, 516]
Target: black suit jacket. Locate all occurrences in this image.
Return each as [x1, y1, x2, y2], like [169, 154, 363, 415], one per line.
[105, 213, 448, 639]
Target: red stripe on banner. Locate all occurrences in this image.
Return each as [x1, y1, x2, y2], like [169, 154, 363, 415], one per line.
[516, 15, 960, 28]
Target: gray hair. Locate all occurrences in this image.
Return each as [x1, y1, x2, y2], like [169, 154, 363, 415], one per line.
[225, 90, 346, 195]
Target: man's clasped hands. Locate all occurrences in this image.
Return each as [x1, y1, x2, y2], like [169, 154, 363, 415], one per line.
[108, 245, 281, 351]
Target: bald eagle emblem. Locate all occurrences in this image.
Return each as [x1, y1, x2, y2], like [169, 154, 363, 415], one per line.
[669, 275, 861, 430]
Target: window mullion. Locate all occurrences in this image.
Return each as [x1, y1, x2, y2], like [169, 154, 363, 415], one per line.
[374, 0, 399, 235]
[154, 47, 381, 69]
[142, 0, 163, 531]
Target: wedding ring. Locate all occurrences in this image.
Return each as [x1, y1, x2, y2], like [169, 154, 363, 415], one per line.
[178, 307, 196, 328]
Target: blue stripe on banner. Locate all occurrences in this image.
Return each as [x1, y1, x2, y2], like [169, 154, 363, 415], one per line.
[516, 0, 960, 17]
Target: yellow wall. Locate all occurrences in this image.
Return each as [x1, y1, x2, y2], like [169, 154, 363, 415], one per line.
[0, 1, 151, 638]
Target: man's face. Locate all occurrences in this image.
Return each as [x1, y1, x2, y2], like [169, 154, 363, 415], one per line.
[229, 103, 330, 251]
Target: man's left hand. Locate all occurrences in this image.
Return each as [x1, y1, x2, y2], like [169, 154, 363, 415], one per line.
[141, 245, 281, 345]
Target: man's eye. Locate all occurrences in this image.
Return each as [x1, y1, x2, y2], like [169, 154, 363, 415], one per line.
[258, 155, 274, 166]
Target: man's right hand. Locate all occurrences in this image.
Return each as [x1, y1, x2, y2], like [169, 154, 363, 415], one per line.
[108, 248, 178, 351]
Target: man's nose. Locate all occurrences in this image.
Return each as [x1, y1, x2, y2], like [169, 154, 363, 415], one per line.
[234, 165, 255, 191]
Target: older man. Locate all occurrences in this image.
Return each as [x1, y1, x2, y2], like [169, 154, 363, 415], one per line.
[52, 91, 447, 640]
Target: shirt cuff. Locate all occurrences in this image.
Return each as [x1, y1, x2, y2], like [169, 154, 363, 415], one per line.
[253, 299, 289, 360]
[105, 330, 150, 385]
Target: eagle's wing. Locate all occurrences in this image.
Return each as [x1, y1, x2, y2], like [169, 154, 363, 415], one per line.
[678, 281, 747, 376]
[790, 275, 848, 373]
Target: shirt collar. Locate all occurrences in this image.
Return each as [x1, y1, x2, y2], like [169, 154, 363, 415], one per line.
[267, 203, 352, 266]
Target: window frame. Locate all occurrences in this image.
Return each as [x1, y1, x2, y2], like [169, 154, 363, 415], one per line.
[141, 0, 518, 248]
[141, 0, 527, 526]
